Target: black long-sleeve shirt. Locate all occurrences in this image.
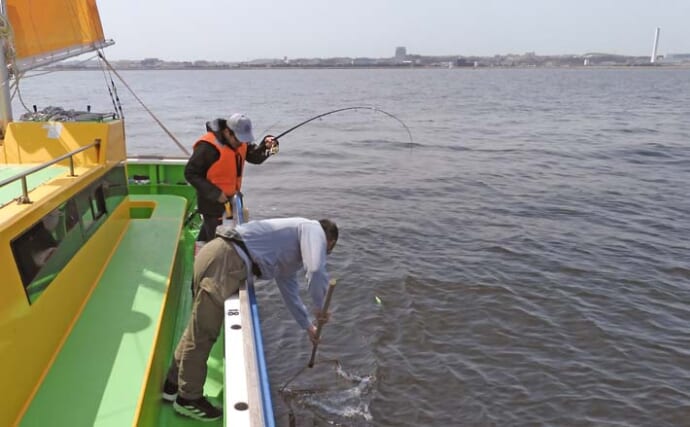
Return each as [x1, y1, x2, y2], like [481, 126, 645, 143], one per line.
[185, 138, 271, 217]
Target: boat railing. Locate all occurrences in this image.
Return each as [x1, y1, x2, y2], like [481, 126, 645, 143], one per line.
[0, 139, 100, 204]
[126, 155, 188, 164]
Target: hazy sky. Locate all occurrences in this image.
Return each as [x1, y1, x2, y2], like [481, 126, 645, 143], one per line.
[97, 0, 690, 61]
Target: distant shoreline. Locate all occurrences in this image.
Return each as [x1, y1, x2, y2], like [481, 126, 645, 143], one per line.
[46, 64, 690, 71]
[50, 51, 690, 71]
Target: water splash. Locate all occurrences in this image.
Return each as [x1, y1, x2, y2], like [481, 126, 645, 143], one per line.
[281, 362, 376, 426]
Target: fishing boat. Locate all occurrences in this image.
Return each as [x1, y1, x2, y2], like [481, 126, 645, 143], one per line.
[0, 1, 273, 425]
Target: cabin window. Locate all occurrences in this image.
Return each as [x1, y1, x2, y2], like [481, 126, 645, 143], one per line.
[75, 180, 110, 238]
[93, 186, 106, 220]
[77, 186, 101, 232]
[11, 166, 129, 304]
[103, 165, 128, 212]
[11, 199, 81, 303]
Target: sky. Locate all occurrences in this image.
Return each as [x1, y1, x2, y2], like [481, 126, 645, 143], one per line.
[97, 0, 690, 62]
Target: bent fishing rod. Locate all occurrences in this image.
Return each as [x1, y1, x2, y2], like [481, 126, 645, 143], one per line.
[272, 106, 414, 145]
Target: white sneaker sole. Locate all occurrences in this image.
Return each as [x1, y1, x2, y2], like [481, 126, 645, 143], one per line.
[172, 401, 222, 422]
[162, 391, 177, 402]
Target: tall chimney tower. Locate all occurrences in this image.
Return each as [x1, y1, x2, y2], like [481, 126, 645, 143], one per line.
[651, 27, 661, 63]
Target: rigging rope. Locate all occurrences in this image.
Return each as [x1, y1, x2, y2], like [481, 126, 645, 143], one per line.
[97, 51, 122, 119]
[98, 52, 190, 156]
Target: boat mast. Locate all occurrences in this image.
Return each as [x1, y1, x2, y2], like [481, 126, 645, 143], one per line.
[0, 0, 13, 132]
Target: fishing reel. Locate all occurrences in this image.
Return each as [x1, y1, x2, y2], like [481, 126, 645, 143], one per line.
[267, 142, 279, 156]
[263, 136, 279, 157]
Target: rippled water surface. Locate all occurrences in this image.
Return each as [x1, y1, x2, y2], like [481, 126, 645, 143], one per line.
[16, 68, 690, 426]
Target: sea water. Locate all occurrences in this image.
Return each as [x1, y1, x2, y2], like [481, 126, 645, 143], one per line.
[14, 67, 690, 426]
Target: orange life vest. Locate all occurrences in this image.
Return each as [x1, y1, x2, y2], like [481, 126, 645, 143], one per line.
[194, 132, 247, 195]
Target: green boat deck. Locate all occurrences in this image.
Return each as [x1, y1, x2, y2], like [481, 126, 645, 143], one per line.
[20, 194, 224, 426]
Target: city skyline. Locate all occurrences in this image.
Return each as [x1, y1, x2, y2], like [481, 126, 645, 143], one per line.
[60, 49, 690, 71]
[97, 0, 690, 62]
[94, 47, 687, 65]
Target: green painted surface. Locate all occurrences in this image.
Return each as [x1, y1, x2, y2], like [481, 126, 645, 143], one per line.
[129, 164, 224, 426]
[156, 333, 225, 427]
[154, 218, 224, 427]
[0, 164, 68, 206]
[21, 195, 188, 426]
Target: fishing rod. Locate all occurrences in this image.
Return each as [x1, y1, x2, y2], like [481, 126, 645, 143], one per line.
[273, 106, 414, 144]
[98, 52, 191, 156]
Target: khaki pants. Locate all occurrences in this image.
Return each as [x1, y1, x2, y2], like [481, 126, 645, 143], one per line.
[167, 237, 247, 399]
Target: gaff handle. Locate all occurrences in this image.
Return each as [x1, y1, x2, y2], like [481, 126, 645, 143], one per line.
[308, 279, 337, 368]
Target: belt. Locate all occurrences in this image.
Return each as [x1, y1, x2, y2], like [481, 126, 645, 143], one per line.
[226, 236, 262, 278]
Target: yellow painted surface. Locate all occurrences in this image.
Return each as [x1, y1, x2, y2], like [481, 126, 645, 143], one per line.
[1, 199, 129, 427]
[2, 120, 125, 165]
[0, 166, 101, 228]
[0, 121, 126, 228]
[0, 119, 130, 427]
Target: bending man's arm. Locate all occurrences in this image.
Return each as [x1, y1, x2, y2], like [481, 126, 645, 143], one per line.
[300, 222, 330, 312]
[275, 275, 312, 330]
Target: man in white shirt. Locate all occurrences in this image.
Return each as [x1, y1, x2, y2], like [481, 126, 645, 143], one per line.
[164, 217, 338, 421]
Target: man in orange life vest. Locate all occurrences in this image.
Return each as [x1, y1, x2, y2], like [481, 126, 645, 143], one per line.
[184, 113, 277, 243]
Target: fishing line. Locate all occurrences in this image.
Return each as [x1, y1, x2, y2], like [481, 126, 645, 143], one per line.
[274, 106, 414, 145]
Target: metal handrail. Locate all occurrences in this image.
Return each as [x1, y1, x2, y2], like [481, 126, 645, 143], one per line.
[0, 139, 101, 204]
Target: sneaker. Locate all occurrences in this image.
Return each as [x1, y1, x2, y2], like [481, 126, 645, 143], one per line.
[173, 396, 222, 421]
[162, 379, 178, 402]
